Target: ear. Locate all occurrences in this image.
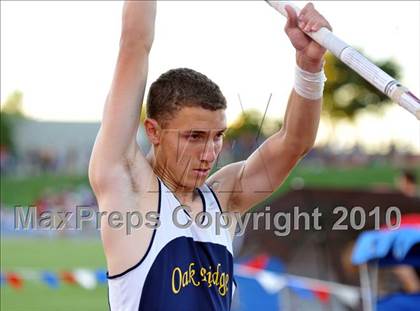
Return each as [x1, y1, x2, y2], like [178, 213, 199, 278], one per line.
[144, 118, 161, 145]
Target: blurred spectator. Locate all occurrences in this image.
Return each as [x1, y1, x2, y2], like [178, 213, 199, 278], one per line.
[397, 170, 418, 197]
[390, 170, 420, 294]
[0, 184, 98, 237]
[392, 266, 420, 294]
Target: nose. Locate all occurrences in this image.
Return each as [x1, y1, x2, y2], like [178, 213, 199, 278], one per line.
[200, 139, 217, 163]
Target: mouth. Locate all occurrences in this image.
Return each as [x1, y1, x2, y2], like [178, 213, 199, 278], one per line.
[193, 168, 211, 177]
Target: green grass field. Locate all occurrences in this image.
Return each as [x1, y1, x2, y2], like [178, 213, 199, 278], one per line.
[275, 164, 407, 194]
[2, 164, 414, 207]
[1, 174, 89, 207]
[1, 238, 107, 311]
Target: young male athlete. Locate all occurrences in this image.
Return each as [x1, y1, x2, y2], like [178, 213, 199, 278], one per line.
[89, 2, 332, 310]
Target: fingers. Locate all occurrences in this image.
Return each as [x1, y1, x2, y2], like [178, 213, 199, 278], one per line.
[284, 5, 298, 30]
[299, 2, 314, 18]
[297, 2, 332, 33]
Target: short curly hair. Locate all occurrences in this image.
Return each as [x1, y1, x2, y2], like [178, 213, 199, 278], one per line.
[146, 68, 226, 126]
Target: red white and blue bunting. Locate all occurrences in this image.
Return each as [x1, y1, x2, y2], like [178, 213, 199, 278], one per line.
[0, 268, 107, 290]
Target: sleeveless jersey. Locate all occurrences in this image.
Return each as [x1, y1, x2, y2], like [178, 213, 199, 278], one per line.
[107, 177, 236, 311]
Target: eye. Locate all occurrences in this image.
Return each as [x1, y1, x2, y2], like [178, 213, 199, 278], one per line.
[215, 132, 225, 140]
[187, 133, 201, 141]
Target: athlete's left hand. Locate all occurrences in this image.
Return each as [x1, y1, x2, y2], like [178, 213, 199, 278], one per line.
[284, 3, 332, 64]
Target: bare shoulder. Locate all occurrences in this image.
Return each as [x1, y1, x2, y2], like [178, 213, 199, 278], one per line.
[91, 149, 160, 276]
[95, 150, 159, 220]
[206, 161, 245, 212]
[89, 136, 156, 203]
[93, 148, 159, 219]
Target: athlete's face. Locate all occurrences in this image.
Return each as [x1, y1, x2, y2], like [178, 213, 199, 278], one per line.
[155, 106, 226, 189]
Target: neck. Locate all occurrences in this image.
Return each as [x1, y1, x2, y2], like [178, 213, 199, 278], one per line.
[146, 149, 198, 205]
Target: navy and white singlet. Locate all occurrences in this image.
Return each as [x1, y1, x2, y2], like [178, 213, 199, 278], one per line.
[107, 177, 235, 311]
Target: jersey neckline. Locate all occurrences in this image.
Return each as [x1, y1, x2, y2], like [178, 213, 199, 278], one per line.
[157, 176, 207, 222]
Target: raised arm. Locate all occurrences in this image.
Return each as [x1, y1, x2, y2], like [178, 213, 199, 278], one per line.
[89, 2, 156, 194]
[208, 3, 331, 213]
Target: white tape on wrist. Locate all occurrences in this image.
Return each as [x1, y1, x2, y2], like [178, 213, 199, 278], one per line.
[294, 65, 327, 100]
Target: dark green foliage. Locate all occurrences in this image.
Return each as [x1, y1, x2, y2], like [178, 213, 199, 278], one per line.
[323, 52, 401, 121]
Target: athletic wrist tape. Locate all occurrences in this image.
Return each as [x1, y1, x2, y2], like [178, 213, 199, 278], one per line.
[294, 64, 327, 100]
